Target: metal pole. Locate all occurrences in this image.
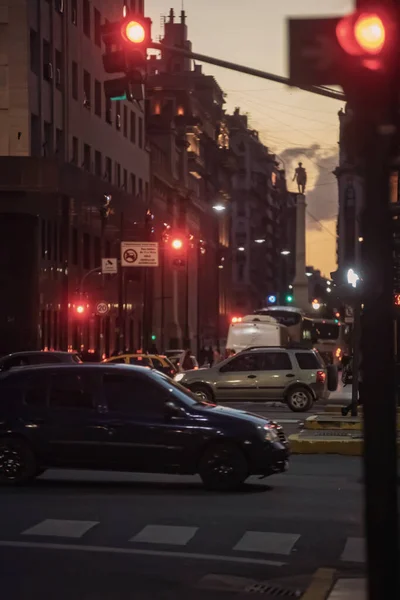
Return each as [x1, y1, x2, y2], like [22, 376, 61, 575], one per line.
[358, 121, 399, 600]
[117, 212, 125, 353]
[196, 242, 201, 358]
[160, 246, 165, 352]
[150, 42, 345, 102]
[185, 246, 189, 347]
[350, 301, 360, 416]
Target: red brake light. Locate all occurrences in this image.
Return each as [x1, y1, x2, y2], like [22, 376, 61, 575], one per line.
[316, 370, 326, 384]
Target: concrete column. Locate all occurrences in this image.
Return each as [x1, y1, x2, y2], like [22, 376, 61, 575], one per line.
[292, 193, 309, 312]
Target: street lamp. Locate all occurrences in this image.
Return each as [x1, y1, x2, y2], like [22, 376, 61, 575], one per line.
[254, 238, 266, 244]
[312, 299, 321, 310]
[213, 203, 226, 212]
[347, 268, 360, 288]
[280, 249, 290, 255]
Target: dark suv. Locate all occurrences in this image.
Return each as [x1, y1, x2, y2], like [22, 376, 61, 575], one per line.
[0, 364, 289, 491]
[0, 351, 82, 372]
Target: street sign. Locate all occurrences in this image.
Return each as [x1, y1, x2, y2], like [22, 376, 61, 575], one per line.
[101, 258, 118, 274]
[96, 301, 109, 316]
[120, 241, 159, 267]
[288, 17, 343, 86]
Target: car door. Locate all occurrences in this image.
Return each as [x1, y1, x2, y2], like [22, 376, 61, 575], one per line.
[215, 352, 265, 400]
[42, 369, 107, 467]
[255, 351, 294, 400]
[99, 371, 192, 473]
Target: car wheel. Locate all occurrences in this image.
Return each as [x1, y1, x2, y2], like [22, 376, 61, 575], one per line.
[286, 386, 313, 412]
[190, 384, 215, 403]
[198, 442, 248, 491]
[0, 437, 37, 485]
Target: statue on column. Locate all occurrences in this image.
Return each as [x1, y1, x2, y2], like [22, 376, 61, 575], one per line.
[293, 162, 307, 194]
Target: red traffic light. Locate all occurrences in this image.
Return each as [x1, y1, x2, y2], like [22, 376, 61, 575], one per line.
[171, 238, 184, 250]
[122, 20, 146, 44]
[394, 294, 400, 307]
[354, 14, 386, 55]
[76, 305, 85, 315]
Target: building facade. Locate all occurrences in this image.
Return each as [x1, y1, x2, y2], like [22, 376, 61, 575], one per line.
[0, 0, 149, 355]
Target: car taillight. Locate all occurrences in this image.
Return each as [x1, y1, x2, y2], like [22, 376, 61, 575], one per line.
[316, 370, 326, 384]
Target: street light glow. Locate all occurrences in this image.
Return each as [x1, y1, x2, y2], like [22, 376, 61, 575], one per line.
[238, 246, 245, 251]
[281, 249, 290, 255]
[171, 238, 184, 250]
[213, 203, 226, 212]
[347, 268, 360, 288]
[312, 299, 321, 310]
[255, 238, 266, 244]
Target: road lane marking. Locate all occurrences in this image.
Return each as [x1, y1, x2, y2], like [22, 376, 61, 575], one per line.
[21, 519, 98, 539]
[0, 540, 286, 566]
[233, 531, 300, 555]
[340, 537, 365, 563]
[130, 525, 198, 546]
[302, 568, 336, 600]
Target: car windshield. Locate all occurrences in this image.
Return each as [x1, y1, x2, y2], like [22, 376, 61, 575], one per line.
[312, 323, 340, 340]
[71, 354, 83, 364]
[152, 371, 215, 407]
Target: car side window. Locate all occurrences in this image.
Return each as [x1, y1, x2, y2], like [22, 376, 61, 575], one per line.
[1, 356, 30, 371]
[29, 353, 60, 365]
[103, 374, 166, 416]
[49, 373, 94, 410]
[262, 352, 292, 370]
[107, 357, 127, 364]
[220, 353, 264, 373]
[150, 357, 164, 371]
[22, 372, 49, 407]
[129, 356, 151, 367]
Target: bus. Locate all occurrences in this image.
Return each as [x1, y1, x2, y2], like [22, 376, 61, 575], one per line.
[253, 306, 350, 366]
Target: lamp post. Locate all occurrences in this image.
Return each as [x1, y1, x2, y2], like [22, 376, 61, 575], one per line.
[347, 267, 361, 417]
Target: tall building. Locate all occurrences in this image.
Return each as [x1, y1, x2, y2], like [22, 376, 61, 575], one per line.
[226, 109, 289, 314]
[146, 9, 236, 352]
[0, 0, 149, 354]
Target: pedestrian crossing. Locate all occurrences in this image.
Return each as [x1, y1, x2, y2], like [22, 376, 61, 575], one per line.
[6, 518, 366, 564]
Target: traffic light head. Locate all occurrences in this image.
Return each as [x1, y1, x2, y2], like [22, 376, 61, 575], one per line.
[122, 20, 146, 44]
[76, 305, 85, 315]
[286, 294, 293, 304]
[171, 238, 184, 250]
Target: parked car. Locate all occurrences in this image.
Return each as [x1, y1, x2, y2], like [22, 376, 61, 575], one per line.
[0, 363, 289, 490]
[0, 351, 82, 372]
[175, 345, 338, 412]
[103, 353, 177, 378]
[164, 350, 199, 372]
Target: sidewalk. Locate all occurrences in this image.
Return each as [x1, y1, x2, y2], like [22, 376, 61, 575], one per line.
[328, 578, 365, 599]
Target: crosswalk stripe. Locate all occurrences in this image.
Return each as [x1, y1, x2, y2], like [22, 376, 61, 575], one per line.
[130, 525, 198, 546]
[233, 531, 300, 555]
[340, 537, 365, 563]
[21, 519, 99, 539]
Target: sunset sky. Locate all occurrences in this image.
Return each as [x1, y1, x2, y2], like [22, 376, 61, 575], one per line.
[147, 0, 355, 277]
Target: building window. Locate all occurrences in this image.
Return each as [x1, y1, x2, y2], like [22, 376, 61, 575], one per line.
[72, 61, 78, 100]
[95, 150, 102, 177]
[138, 178, 143, 196]
[138, 116, 143, 148]
[130, 111, 136, 143]
[115, 163, 121, 187]
[43, 121, 53, 156]
[55, 49, 62, 89]
[105, 157, 112, 182]
[115, 101, 121, 130]
[94, 80, 102, 116]
[72, 228, 78, 265]
[83, 0, 90, 38]
[123, 106, 128, 137]
[83, 70, 91, 109]
[83, 233, 91, 270]
[72, 136, 78, 165]
[145, 181, 149, 202]
[43, 39, 52, 81]
[83, 143, 91, 171]
[55, 0, 64, 15]
[123, 169, 128, 190]
[94, 8, 101, 47]
[30, 29, 39, 75]
[130, 173, 136, 195]
[30, 113, 41, 157]
[71, 0, 77, 25]
[105, 98, 112, 124]
[55, 128, 64, 159]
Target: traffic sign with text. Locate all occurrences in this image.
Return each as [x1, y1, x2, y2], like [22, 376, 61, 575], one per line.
[96, 301, 109, 316]
[120, 241, 159, 267]
[288, 17, 343, 86]
[101, 258, 118, 274]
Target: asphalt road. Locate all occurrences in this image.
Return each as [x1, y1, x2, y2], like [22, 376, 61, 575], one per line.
[0, 454, 365, 599]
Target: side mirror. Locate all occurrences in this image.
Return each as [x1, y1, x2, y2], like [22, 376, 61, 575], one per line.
[165, 400, 184, 417]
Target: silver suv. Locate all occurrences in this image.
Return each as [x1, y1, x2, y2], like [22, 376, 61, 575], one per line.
[175, 346, 337, 412]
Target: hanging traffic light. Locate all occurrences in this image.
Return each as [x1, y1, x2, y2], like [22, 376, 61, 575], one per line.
[75, 304, 85, 315]
[285, 294, 293, 304]
[171, 238, 184, 251]
[122, 20, 147, 44]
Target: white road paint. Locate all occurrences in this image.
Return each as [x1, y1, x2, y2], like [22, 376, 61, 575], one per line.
[329, 578, 366, 599]
[340, 537, 365, 563]
[233, 531, 300, 555]
[0, 540, 286, 566]
[21, 519, 98, 539]
[130, 525, 198, 546]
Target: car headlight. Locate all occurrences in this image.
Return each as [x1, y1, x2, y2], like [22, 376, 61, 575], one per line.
[174, 373, 184, 382]
[263, 426, 279, 442]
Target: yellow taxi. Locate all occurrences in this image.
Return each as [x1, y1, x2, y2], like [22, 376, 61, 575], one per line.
[102, 353, 177, 378]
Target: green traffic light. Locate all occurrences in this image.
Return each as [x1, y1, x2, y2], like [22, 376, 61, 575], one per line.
[110, 94, 127, 101]
[151, 334, 156, 341]
[286, 295, 293, 303]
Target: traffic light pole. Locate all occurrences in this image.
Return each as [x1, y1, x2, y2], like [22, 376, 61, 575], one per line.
[357, 116, 399, 598]
[150, 43, 345, 102]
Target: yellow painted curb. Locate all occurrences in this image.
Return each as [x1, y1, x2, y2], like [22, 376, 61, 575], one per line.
[289, 434, 363, 455]
[324, 404, 400, 414]
[302, 568, 336, 600]
[305, 417, 362, 431]
[289, 434, 400, 456]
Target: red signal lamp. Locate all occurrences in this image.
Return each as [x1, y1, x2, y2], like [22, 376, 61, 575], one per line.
[122, 20, 146, 44]
[231, 317, 242, 324]
[76, 305, 85, 315]
[171, 238, 184, 250]
[394, 294, 400, 307]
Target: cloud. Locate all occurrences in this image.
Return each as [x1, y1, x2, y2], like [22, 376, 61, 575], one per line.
[280, 144, 321, 163]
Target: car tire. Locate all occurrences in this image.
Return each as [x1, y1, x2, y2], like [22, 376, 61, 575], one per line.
[198, 442, 249, 491]
[0, 437, 37, 485]
[190, 384, 215, 403]
[286, 386, 314, 412]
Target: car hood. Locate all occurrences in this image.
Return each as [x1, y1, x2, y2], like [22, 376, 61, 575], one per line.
[180, 367, 215, 379]
[195, 403, 274, 428]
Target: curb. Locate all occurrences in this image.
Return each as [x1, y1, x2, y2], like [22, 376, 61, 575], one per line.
[289, 434, 400, 455]
[302, 568, 336, 600]
[324, 404, 400, 414]
[304, 416, 362, 431]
